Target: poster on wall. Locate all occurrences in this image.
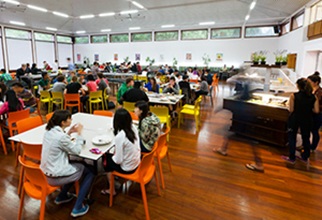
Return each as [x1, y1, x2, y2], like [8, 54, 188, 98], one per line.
[77, 54, 81, 62]
[186, 53, 192, 61]
[135, 53, 141, 61]
[114, 53, 118, 61]
[94, 54, 99, 62]
[216, 53, 223, 61]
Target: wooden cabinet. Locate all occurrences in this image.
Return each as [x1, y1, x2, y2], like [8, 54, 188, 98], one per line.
[308, 20, 322, 40]
[223, 97, 289, 147]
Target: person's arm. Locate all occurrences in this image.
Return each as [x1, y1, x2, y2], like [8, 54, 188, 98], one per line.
[289, 94, 294, 113]
[313, 95, 319, 114]
[61, 124, 84, 154]
[112, 132, 124, 164]
[172, 84, 179, 94]
[139, 121, 151, 143]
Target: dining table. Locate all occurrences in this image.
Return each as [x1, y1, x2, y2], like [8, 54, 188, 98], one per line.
[147, 93, 184, 105]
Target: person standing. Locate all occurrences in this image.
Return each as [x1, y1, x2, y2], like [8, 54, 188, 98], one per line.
[282, 78, 319, 164]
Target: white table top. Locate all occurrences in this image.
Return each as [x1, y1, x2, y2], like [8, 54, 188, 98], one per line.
[103, 72, 135, 77]
[9, 113, 115, 161]
[147, 93, 184, 105]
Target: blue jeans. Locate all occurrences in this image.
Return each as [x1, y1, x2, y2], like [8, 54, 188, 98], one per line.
[311, 113, 322, 150]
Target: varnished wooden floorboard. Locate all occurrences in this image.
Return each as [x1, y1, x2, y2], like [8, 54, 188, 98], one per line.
[1, 84, 322, 220]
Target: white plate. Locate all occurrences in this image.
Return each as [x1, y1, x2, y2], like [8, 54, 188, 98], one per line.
[92, 135, 112, 146]
[160, 98, 168, 101]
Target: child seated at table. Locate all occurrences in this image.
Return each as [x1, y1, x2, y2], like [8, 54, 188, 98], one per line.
[101, 108, 140, 196]
[40, 110, 94, 217]
[144, 77, 159, 93]
[0, 89, 24, 116]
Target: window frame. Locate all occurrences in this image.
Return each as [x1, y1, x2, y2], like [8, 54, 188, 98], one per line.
[4, 28, 31, 40]
[56, 35, 73, 44]
[181, 29, 208, 41]
[130, 32, 152, 42]
[281, 21, 290, 35]
[291, 11, 304, 31]
[74, 36, 90, 44]
[90, 34, 108, 44]
[210, 27, 241, 39]
[34, 32, 54, 42]
[244, 25, 280, 38]
[109, 33, 129, 43]
[154, 30, 179, 42]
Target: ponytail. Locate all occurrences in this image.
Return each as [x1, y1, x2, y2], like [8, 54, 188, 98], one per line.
[296, 78, 312, 96]
[46, 110, 72, 130]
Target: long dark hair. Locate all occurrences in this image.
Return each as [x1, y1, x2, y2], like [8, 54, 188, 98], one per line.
[135, 101, 150, 129]
[6, 90, 22, 112]
[308, 74, 321, 84]
[296, 78, 312, 96]
[46, 110, 71, 130]
[0, 83, 7, 102]
[150, 77, 157, 92]
[113, 108, 136, 144]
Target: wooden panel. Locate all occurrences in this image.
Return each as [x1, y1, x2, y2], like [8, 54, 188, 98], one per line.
[313, 21, 322, 36]
[287, 53, 297, 70]
[307, 23, 315, 38]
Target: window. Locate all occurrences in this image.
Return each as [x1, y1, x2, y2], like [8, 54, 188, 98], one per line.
[5, 28, 31, 40]
[131, 32, 152, 42]
[281, 22, 290, 35]
[75, 36, 89, 44]
[292, 13, 304, 30]
[34, 32, 54, 42]
[91, 35, 108, 43]
[310, 2, 322, 24]
[211, 28, 241, 39]
[155, 31, 178, 41]
[245, 26, 279, 37]
[110, 34, 129, 43]
[181, 29, 208, 40]
[57, 35, 72, 43]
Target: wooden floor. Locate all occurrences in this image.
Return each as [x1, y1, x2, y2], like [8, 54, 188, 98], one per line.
[1, 84, 322, 220]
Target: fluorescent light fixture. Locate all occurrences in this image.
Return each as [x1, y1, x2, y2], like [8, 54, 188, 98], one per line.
[9, 21, 25, 26]
[99, 12, 115, 17]
[27, 4, 48, 12]
[250, 1, 256, 10]
[129, 27, 140, 30]
[199, 21, 215, 26]
[120, 10, 138, 15]
[101, 29, 111, 32]
[53, 11, 69, 18]
[80, 14, 94, 19]
[161, 24, 175, 28]
[76, 30, 86, 34]
[3, 0, 20, 5]
[245, 15, 250, 21]
[46, 27, 57, 31]
[131, 1, 145, 9]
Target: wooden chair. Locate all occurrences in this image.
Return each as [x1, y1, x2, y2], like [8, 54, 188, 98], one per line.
[39, 91, 52, 113]
[93, 110, 113, 117]
[109, 147, 160, 220]
[178, 98, 202, 132]
[155, 126, 171, 189]
[88, 91, 104, 114]
[64, 93, 82, 113]
[51, 92, 64, 110]
[123, 101, 136, 112]
[18, 156, 59, 220]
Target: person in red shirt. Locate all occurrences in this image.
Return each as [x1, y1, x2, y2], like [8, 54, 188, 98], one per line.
[43, 61, 52, 71]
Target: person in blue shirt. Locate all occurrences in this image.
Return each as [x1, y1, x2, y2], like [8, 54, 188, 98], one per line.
[144, 77, 159, 93]
[67, 58, 75, 71]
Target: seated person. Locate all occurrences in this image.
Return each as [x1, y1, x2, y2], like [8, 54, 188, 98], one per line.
[0, 83, 7, 102]
[0, 90, 24, 116]
[194, 76, 209, 101]
[0, 69, 12, 83]
[67, 71, 76, 83]
[179, 75, 192, 104]
[65, 76, 85, 95]
[86, 74, 97, 92]
[12, 82, 37, 113]
[38, 72, 51, 93]
[16, 64, 27, 80]
[95, 73, 109, 92]
[31, 63, 41, 75]
[117, 77, 134, 105]
[101, 108, 140, 196]
[163, 76, 179, 95]
[51, 75, 67, 94]
[123, 81, 149, 103]
[144, 77, 159, 93]
[155, 72, 163, 85]
[134, 101, 161, 152]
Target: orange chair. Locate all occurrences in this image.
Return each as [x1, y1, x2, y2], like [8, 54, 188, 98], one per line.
[64, 94, 82, 113]
[190, 79, 199, 83]
[155, 126, 171, 189]
[212, 74, 219, 94]
[5, 109, 30, 152]
[45, 112, 54, 122]
[0, 126, 7, 155]
[129, 111, 139, 121]
[15, 116, 43, 167]
[18, 156, 59, 220]
[93, 110, 113, 117]
[109, 147, 161, 220]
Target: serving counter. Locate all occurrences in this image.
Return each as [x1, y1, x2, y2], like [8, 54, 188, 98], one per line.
[223, 92, 290, 147]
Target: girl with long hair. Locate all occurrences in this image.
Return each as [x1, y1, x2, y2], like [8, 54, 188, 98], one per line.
[144, 77, 160, 93]
[0, 89, 24, 115]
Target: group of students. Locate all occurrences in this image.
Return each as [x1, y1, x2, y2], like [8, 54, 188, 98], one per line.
[40, 100, 161, 217]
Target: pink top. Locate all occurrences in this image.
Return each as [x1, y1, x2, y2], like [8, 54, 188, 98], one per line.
[86, 81, 97, 92]
[95, 78, 109, 85]
[0, 98, 25, 115]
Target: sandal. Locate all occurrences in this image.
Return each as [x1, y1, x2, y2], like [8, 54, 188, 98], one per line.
[100, 189, 116, 196]
[245, 163, 264, 173]
[213, 148, 227, 156]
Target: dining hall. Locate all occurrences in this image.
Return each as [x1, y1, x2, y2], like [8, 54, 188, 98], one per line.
[0, 0, 322, 219]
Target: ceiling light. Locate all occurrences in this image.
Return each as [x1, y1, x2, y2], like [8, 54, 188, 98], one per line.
[250, 1, 256, 10]
[3, 0, 20, 5]
[120, 10, 138, 15]
[101, 29, 111, 32]
[46, 27, 57, 31]
[27, 4, 48, 12]
[80, 14, 95, 19]
[76, 31, 86, 34]
[245, 15, 250, 21]
[99, 12, 115, 17]
[9, 21, 25, 26]
[129, 27, 140, 30]
[161, 24, 175, 28]
[199, 21, 215, 26]
[131, 1, 145, 9]
[53, 11, 69, 18]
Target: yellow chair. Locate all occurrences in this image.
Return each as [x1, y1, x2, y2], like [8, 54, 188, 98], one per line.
[182, 96, 202, 110]
[51, 92, 64, 110]
[178, 98, 202, 132]
[88, 91, 104, 114]
[150, 106, 171, 140]
[123, 101, 136, 112]
[39, 91, 52, 113]
[103, 87, 110, 110]
[138, 75, 148, 83]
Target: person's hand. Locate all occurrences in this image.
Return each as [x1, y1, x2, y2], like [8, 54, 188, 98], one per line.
[75, 123, 83, 135]
[67, 124, 78, 135]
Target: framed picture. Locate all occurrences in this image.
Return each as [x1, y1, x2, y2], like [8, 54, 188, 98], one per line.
[186, 53, 192, 60]
[216, 53, 223, 61]
[94, 54, 99, 62]
[114, 53, 118, 61]
[76, 54, 81, 62]
[135, 53, 141, 61]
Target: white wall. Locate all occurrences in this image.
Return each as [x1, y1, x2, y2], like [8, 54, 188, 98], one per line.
[6, 39, 33, 69]
[58, 43, 73, 68]
[0, 39, 3, 69]
[74, 38, 279, 68]
[35, 41, 55, 68]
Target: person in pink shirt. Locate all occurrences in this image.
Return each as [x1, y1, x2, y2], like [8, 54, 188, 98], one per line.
[86, 75, 97, 92]
[0, 89, 24, 115]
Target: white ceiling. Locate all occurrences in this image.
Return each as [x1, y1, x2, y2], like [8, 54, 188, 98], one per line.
[0, 0, 313, 35]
